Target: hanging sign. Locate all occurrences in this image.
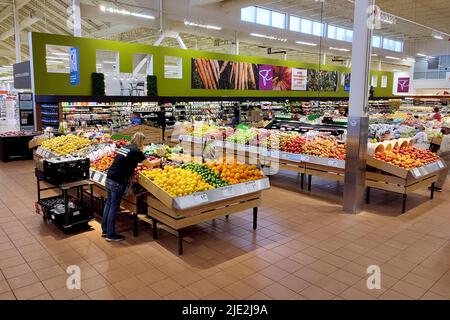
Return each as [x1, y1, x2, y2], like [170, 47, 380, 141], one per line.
[69, 47, 80, 86]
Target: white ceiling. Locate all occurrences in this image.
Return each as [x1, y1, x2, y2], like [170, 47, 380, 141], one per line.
[0, 0, 449, 75]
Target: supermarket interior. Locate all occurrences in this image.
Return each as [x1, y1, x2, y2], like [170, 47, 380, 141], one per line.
[1, 0, 450, 303]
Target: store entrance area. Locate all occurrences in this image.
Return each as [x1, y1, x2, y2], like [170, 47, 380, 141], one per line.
[1, 160, 449, 300]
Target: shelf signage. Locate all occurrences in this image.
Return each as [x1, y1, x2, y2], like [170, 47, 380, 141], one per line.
[69, 47, 80, 86]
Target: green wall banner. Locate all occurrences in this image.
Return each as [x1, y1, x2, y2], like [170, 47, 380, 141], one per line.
[30, 32, 394, 98]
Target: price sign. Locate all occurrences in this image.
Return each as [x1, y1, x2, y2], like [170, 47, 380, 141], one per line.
[93, 172, 102, 183]
[246, 181, 258, 193]
[300, 155, 310, 162]
[328, 160, 338, 167]
[438, 161, 445, 169]
[271, 150, 280, 158]
[411, 168, 421, 178]
[261, 148, 269, 157]
[287, 154, 301, 162]
[222, 186, 235, 198]
[192, 192, 209, 204]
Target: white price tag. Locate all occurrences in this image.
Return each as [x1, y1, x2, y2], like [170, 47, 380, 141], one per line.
[271, 150, 280, 158]
[192, 192, 208, 204]
[438, 161, 445, 169]
[93, 172, 102, 182]
[328, 160, 338, 167]
[300, 155, 310, 162]
[222, 186, 235, 198]
[287, 154, 301, 162]
[412, 168, 421, 177]
[246, 181, 258, 193]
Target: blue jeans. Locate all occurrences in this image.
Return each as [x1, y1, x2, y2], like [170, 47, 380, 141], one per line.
[102, 179, 125, 237]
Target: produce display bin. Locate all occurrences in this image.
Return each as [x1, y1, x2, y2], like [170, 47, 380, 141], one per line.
[146, 191, 262, 255]
[365, 158, 447, 213]
[0, 135, 35, 162]
[138, 173, 269, 210]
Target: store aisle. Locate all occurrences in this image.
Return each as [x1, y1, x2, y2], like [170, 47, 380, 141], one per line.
[1, 160, 450, 300]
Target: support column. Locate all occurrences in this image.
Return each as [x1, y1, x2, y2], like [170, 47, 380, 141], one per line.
[12, 0, 21, 62]
[234, 31, 239, 55]
[72, 0, 82, 37]
[343, 0, 374, 214]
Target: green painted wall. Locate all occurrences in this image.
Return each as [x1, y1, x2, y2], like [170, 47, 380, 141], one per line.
[31, 32, 393, 98]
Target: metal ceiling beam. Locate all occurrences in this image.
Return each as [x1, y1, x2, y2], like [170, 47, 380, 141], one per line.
[0, 15, 39, 40]
[0, 0, 31, 25]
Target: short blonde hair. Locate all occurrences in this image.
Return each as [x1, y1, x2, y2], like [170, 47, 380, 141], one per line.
[131, 132, 146, 150]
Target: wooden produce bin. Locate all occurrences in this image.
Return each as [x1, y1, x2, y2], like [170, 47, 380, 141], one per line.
[366, 157, 447, 213]
[139, 173, 269, 254]
[89, 169, 149, 236]
[119, 125, 163, 144]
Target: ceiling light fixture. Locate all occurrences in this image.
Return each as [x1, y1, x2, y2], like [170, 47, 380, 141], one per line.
[431, 30, 444, 40]
[371, 53, 378, 57]
[416, 53, 427, 57]
[295, 41, 317, 46]
[99, 5, 155, 20]
[50, 52, 69, 56]
[250, 33, 287, 42]
[329, 46, 350, 52]
[184, 21, 222, 30]
[385, 56, 401, 60]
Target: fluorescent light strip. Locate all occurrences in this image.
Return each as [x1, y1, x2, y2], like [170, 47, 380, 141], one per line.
[184, 21, 222, 30]
[416, 53, 427, 57]
[433, 35, 444, 40]
[50, 52, 69, 56]
[329, 46, 350, 52]
[385, 56, 401, 60]
[296, 41, 317, 46]
[249, 33, 287, 42]
[100, 5, 154, 20]
[371, 54, 378, 57]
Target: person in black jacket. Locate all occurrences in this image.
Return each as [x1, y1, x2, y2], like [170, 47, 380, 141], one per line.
[157, 109, 167, 142]
[231, 103, 240, 127]
[102, 132, 153, 241]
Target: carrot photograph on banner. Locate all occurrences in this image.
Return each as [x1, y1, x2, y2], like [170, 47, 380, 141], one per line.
[291, 68, 307, 91]
[191, 58, 259, 90]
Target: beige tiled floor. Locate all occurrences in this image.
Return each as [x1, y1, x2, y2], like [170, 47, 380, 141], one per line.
[0, 160, 450, 300]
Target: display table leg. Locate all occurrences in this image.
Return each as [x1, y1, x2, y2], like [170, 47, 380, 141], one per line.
[152, 219, 158, 239]
[133, 212, 138, 237]
[308, 175, 312, 192]
[253, 207, 258, 230]
[366, 187, 371, 204]
[402, 194, 407, 213]
[225, 215, 229, 220]
[300, 173, 304, 190]
[37, 178, 41, 201]
[430, 183, 435, 200]
[178, 230, 184, 255]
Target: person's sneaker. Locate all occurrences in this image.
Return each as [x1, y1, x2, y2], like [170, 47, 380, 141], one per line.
[105, 234, 125, 242]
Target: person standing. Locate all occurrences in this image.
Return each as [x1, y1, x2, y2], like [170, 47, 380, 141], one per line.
[231, 103, 240, 128]
[102, 132, 153, 241]
[412, 124, 429, 150]
[157, 109, 167, 142]
[434, 121, 450, 192]
[431, 107, 442, 122]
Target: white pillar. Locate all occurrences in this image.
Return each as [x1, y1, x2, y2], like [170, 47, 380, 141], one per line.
[73, 0, 82, 37]
[343, 0, 374, 214]
[12, 0, 21, 62]
[234, 32, 239, 55]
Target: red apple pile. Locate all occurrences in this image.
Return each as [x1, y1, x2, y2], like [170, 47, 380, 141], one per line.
[281, 136, 306, 154]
